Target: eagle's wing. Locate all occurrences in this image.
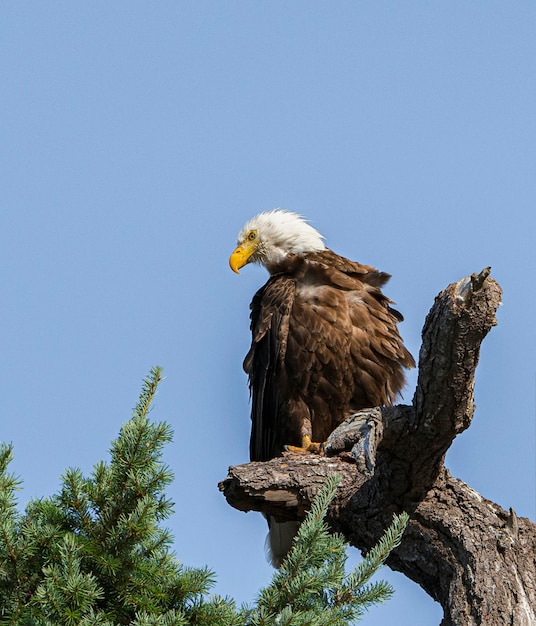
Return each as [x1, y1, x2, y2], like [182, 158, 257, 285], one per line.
[243, 274, 295, 462]
[299, 250, 415, 410]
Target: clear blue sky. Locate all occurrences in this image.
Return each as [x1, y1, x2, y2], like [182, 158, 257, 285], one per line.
[2, 3, 535, 624]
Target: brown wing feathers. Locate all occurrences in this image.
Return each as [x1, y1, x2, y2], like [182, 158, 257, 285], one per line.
[244, 276, 295, 461]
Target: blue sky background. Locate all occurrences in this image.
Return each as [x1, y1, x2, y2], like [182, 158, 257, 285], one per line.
[1, 3, 535, 624]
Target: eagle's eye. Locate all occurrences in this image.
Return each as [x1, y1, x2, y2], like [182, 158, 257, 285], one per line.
[247, 230, 257, 242]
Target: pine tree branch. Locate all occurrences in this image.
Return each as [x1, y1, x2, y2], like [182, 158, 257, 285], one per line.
[247, 474, 407, 625]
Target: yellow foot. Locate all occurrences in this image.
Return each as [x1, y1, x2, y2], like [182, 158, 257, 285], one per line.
[285, 435, 325, 455]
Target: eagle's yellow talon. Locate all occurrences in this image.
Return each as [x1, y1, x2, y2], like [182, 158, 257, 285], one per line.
[285, 435, 326, 455]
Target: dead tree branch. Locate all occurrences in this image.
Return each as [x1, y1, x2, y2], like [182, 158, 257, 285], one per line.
[220, 270, 536, 625]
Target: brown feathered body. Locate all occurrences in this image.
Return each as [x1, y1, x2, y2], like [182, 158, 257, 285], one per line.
[244, 249, 415, 462]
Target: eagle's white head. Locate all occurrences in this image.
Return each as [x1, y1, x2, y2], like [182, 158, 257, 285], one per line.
[229, 209, 326, 273]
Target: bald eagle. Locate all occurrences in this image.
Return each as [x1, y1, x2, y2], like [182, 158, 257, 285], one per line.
[230, 210, 415, 566]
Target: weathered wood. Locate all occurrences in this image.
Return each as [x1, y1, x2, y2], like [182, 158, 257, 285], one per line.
[220, 270, 536, 625]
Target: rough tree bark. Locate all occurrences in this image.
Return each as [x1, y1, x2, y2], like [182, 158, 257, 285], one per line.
[220, 269, 536, 626]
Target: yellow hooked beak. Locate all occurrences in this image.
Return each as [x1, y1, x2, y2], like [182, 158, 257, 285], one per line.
[229, 242, 256, 274]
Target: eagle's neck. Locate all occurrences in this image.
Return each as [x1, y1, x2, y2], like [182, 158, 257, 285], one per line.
[261, 227, 325, 273]
[265, 250, 319, 277]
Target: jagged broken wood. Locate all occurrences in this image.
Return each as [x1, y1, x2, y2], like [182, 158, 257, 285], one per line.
[219, 269, 536, 626]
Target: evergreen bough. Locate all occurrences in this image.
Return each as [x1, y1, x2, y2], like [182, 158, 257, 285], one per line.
[0, 367, 408, 625]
